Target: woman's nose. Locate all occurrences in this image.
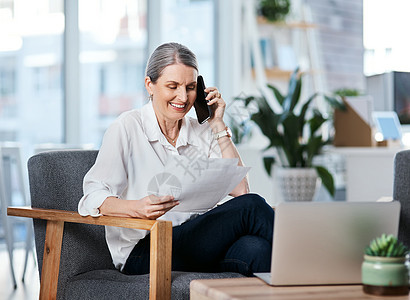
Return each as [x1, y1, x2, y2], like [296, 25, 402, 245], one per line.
[177, 87, 188, 101]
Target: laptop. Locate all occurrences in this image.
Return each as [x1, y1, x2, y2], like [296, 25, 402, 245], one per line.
[255, 201, 401, 286]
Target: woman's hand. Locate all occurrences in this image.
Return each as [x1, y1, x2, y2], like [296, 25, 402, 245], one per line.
[99, 195, 179, 219]
[130, 194, 180, 219]
[205, 87, 226, 130]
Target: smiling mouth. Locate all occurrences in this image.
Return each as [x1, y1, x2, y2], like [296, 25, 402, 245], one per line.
[170, 103, 186, 109]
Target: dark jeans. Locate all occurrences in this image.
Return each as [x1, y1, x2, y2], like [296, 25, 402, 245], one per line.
[122, 193, 274, 276]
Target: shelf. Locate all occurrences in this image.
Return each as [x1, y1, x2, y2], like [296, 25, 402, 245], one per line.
[267, 68, 293, 79]
[257, 16, 317, 29]
[252, 68, 319, 80]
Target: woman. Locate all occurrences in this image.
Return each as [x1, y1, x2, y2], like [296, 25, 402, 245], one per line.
[78, 42, 274, 276]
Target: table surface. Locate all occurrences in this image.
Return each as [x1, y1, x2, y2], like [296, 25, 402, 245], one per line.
[190, 277, 410, 300]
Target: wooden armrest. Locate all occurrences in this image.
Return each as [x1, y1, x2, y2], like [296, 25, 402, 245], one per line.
[7, 206, 172, 300]
[7, 206, 158, 229]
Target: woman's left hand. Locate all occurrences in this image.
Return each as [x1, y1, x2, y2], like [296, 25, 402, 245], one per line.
[205, 87, 226, 127]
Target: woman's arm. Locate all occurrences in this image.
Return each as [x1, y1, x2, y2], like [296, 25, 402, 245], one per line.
[99, 195, 179, 220]
[205, 88, 250, 197]
[79, 120, 179, 219]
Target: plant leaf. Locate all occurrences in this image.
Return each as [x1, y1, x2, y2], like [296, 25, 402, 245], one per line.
[282, 113, 302, 167]
[315, 166, 335, 197]
[282, 67, 300, 112]
[306, 135, 323, 167]
[324, 95, 346, 111]
[299, 92, 319, 133]
[263, 156, 275, 176]
[309, 110, 327, 136]
[289, 77, 302, 111]
[267, 84, 285, 106]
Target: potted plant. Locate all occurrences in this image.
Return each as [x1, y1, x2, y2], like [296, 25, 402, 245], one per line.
[236, 67, 345, 201]
[362, 234, 409, 295]
[258, 0, 291, 23]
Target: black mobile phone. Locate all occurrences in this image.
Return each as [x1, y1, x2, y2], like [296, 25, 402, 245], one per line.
[194, 75, 212, 124]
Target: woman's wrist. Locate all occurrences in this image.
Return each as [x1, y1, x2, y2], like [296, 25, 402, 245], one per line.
[209, 119, 226, 133]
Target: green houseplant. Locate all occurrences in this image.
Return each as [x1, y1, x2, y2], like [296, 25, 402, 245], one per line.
[236, 67, 345, 199]
[258, 0, 291, 23]
[362, 234, 409, 295]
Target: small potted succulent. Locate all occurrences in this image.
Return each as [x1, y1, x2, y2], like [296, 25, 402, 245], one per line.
[362, 234, 409, 296]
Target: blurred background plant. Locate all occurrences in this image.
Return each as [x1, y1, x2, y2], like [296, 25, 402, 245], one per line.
[258, 0, 291, 22]
[333, 88, 363, 98]
[235, 67, 345, 197]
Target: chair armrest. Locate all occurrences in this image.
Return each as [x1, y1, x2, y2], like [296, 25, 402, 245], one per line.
[7, 206, 158, 229]
[7, 206, 172, 300]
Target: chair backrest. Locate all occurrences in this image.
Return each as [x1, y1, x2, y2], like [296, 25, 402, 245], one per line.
[28, 150, 116, 299]
[393, 149, 410, 249]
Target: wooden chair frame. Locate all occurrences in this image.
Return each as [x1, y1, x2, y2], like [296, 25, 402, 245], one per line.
[7, 206, 172, 300]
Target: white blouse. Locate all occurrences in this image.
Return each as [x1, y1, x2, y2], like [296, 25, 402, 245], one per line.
[78, 101, 221, 270]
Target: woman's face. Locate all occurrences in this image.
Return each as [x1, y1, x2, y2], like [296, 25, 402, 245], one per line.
[145, 63, 198, 123]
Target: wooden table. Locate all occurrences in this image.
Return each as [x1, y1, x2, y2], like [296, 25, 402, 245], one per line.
[190, 277, 410, 299]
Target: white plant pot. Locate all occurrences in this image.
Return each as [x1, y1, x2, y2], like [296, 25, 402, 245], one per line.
[275, 167, 319, 202]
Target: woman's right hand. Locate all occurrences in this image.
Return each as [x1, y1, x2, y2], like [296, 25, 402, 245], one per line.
[99, 195, 179, 219]
[130, 194, 180, 219]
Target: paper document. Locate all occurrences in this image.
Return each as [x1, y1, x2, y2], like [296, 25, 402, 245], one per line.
[147, 155, 250, 213]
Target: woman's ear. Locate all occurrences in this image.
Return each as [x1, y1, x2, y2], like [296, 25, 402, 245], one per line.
[145, 76, 153, 96]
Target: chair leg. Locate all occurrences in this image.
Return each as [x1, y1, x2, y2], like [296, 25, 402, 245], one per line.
[4, 214, 17, 289]
[39, 220, 64, 299]
[22, 219, 34, 282]
[0, 148, 17, 289]
[149, 221, 172, 300]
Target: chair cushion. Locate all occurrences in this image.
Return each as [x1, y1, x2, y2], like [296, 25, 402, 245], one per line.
[65, 270, 244, 300]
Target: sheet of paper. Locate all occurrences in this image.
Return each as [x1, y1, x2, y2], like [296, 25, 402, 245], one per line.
[147, 155, 250, 213]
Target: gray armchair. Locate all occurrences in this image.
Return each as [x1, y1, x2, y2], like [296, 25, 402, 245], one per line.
[8, 150, 242, 300]
[394, 149, 410, 249]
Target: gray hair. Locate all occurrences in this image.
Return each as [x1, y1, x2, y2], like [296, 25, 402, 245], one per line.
[145, 42, 198, 83]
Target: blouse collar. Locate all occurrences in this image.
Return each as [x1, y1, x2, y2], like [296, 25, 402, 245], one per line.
[141, 101, 199, 147]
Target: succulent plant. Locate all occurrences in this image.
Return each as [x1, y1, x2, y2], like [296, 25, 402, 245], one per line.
[365, 234, 408, 257]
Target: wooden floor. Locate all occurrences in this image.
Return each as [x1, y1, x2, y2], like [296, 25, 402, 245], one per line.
[1, 247, 39, 300]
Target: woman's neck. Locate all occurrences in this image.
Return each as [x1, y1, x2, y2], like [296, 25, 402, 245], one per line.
[156, 116, 182, 147]
[158, 119, 180, 138]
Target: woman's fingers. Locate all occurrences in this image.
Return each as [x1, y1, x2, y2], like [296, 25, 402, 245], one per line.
[145, 194, 179, 219]
[152, 200, 180, 211]
[148, 194, 175, 204]
[203, 87, 226, 123]
[204, 87, 224, 106]
[205, 87, 222, 101]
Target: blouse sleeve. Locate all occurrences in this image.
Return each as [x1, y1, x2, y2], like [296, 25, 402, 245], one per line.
[78, 120, 130, 217]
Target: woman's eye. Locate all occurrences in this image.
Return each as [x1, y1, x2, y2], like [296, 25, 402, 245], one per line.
[168, 86, 177, 89]
[187, 86, 196, 91]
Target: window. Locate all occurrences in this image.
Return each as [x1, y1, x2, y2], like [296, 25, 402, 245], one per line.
[0, 0, 216, 151]
[79, 0, 148, 145]
[159, 0, 215, 84]
[0, 0, 64, 151]
[363, 0, 410, 75]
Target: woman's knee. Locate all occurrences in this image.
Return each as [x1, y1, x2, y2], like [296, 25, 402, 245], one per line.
[234, 193, 274, 215]
[237, 235, 271, 256]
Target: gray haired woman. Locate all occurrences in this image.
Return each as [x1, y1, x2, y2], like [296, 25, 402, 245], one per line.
[78, 42, 275, 275]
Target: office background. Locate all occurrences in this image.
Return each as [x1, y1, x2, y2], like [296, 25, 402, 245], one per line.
[2, 0, 408, 151]
[0, 0, 409, 202]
